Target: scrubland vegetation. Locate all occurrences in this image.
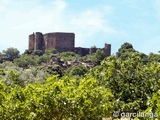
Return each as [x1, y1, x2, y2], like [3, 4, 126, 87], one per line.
[0, 43, 160, 119]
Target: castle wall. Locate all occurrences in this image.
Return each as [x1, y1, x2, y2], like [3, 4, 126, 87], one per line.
[90, 48, 98, 55]
[43, 33, 56, 50]
[74, 47, 90, 56]
[43, 32, 75, 51]
[54, 33, 75, 50]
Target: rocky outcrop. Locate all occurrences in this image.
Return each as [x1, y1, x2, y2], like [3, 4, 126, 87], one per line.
[49, 56, 97, 70]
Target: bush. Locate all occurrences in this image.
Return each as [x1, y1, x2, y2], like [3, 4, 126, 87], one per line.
[23, 50, 34, 55]
[14, 54, 38, 68]
[45, 49, 57, 55]
[37, 55, 50, 64]
[94, 49, 105, 64]
[2, 47, 20, 61]
[67, 65, 88, 77]
[60, 52, 80, 61]
[0, 65, 50, 87]
[32, 50, 44, 56]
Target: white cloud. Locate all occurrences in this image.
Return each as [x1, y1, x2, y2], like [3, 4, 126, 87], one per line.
[71, 7, 127, 46]
[12, 0, 67, 30]
[72, 10, 105, 29]
[0, 0, 128, 53]
[52, 0, 67, 11]
[12, 14, 55, 30]
[0, 0, 69, 53]
[12, 3, 122, 37]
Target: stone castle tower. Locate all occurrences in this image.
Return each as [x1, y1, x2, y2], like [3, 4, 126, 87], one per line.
[29, 32, 75, 52]
[103, 43, 111, 56]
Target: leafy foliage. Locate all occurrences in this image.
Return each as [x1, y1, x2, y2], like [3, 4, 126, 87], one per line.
[147, 52, 160, 62]
[66, 65, 88, 77]
[60, 52, 80, 61]
[94, 49, 106, 64]
[14, 54, 38, 68]
[146, 91, 160, 119]
[2, 47, 20, 61]
[89, 54, 160, 117]
[1, 42, 160, 119]
[0, 75, 113, 119]
[0, 64, 50, 87]
[117, 42, 136, 59]
[32, 50, 44, 56]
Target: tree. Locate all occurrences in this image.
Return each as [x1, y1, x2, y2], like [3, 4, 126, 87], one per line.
[0, 52, 4, 63]
[94, 49, 106, 64]
[89, 54, 160, 118]
[2, 47, 20, 61]
[117, 42, 136, 59]
[118, 42, 134, 52]
[147, 52, 160, 62]
[13, 54, 37, 68]
[68, 65, 88, 77]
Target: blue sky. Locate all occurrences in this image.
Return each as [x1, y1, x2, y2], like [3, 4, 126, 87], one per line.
[0, 0, 160, 54]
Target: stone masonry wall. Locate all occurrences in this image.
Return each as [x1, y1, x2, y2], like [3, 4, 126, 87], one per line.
[43, 33, 56, 50]
[54, 33, 74, 50]
[74, 47, 90, 56]
[43, 32, 75, 51]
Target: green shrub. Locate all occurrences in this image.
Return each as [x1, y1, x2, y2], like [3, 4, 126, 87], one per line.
[14, 54, 38, 68]
[67, 65, 88, 77]
[0, 75, 113, 119]
[60, 52, 80, 61]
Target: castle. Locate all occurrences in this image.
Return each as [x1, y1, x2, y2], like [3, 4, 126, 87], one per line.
[28, 32, 111, 56]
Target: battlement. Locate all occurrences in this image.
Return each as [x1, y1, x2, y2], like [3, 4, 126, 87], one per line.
[28, 32, 111, 56]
